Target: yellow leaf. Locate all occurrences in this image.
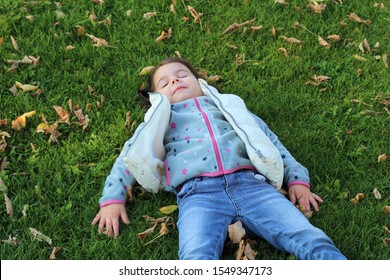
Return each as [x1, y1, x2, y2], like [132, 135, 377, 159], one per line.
[159, 205, 178, 214]
[140, 66, 155, 76]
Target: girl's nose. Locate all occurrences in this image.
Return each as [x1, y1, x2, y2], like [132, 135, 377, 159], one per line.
[171, 78, 179, 84]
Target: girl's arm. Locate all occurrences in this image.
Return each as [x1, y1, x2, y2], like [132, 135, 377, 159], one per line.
[252, 114, 323, 212]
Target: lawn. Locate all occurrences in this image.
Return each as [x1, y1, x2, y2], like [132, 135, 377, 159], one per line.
[0, 0, 389, 260]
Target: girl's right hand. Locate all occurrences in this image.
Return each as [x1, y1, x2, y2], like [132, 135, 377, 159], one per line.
[91, 203, 129, 237]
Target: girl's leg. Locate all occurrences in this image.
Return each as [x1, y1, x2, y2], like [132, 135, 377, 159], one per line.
[229, 171, 347, 260]
[176, 176, 236, 260]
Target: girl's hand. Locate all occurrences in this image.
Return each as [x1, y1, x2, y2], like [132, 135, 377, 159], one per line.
[91, 203, 129, 237]
[288, 184, 323, 213]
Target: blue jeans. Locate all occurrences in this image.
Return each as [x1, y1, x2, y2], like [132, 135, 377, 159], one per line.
[176, 170, 347, 260]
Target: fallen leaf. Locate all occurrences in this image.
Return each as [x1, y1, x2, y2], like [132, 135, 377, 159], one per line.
[159, 222, 170, 235]
[155, 29, 170, 43]
[348, 13, 371, 25]
[4, 193, 13, 217]
[188, 6, 202, 23]
[74, 109, 89, 131]
[2, 235, 20, 245]
[271, 26, 277, 37]
[92, 0, 105, 5]
[49, 247, 63, 260]
[222, 19, 255, 35]
[383, 206, 390, 213]
[10, 36, 19, 51]
[11, 111, 36, 130]
[15, 81, 39, 92]
[138, 224, 157, 240]
[159, 205, 178, 214]
[0, 119, 7, 127]
[318, 36, 331, 48]
[327, 34, 341, 41]
[0, 132, 11, 152]
[140, 66, 155, 76]
[244, 242, 257, 260]
[308, 2, 326, 14]
[278, 47, 289, 57]
[228, 220, 246, 244]
[235, 239, 245, 260]
[170, 4, 176, 15]
[29, 228, 52, 245]
[53, 106, 70, 124]
[86, 34, 109, 47]
[65, 45, 75, 51]
[378, 154, 387, 162]
[383, 54, 388, 68]
[36, 114, 61, 144]
[143, 12, 157, 20]
[280, 36, 303, 44]
[22, 204, 28, 217]
[251, 25, 263, 32]
[373, 188, 382, 200]
[354, 54, 367, 62]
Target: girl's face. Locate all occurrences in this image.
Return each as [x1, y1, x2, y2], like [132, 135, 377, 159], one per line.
[152, 62, 203, 104]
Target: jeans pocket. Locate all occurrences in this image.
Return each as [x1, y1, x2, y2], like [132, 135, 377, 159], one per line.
[176, 177, 201, 205]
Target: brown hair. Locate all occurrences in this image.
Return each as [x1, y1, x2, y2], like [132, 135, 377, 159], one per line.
[138, 57, 201, 103]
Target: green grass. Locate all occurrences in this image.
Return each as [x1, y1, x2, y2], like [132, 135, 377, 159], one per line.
[1, 0, 389, 260]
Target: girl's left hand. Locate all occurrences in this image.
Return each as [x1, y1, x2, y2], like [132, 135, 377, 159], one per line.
[288, 184, 323, 213]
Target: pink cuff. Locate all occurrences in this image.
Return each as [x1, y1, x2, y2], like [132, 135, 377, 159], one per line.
[288, 180, 311, 189]
[100, 199, 126, 208]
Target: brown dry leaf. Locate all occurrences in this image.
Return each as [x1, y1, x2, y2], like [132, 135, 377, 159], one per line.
[318, 36, 331, 48]
[373, 188, 382, 200]
[327, 34, 341, 41]
[138, 223, 157, 240]
[36, 114, 61, 144]
[140, 66, 155, 76]
[359, 38, 371, 53]
[142, 215, 168, 224]
[280, 36, 303, 44]
[278, 47, 289, 57]
[378, 154, 388, 162]
[4, 193, 13, 217]
[348, 13, 371, 25]
[76, 25, 84, 35]
[251, 25, 263, 32]
[65, 45, 75, 51]
[0, 177, 7, 192]
[143, 12, 157, 20]
[271, 26, 277, 37]
[276, 0, 287, 4]
[10, 36, 19, 51]
[53, 106, 70, 124]
[354, 54, 367, 62]
[0, 132, 11, 152]
[207, 75, 222, 83]
[11, 111, 36, 131]
[188, 6, 202, 23]
[0, 119, 7, 127]
[222, 19, 255, 35]
[159, 223, 170, 235]
[155, 29, 169, 43]
[96, 95, 104, 108]
[49, 246, 63, 260]
[308, 1, 326, 13]
[29, 228, 52, 245]
[74, 109, 89, 132]
[235, 239, 245, 260]
[383, 206, 390, 213]
[383, 54, 388, 68]
[86, 34, 109, 47]
[89, 12, 97, 23]
[170, 4, 176, 15]
[228, 220, 246, 244]
[0, 37, 3, 46]
[311, 75, 331, 82]
[351, 193, 365, 203]
[1, 157, 9, 171]
[92, 0, 105, 5]
[244, 242, 257, 260]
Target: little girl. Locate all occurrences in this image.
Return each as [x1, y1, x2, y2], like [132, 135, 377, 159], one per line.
[92, 57, 347, 260]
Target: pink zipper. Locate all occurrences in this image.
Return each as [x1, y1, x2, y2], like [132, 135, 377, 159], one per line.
[194, 98, 224, 172]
